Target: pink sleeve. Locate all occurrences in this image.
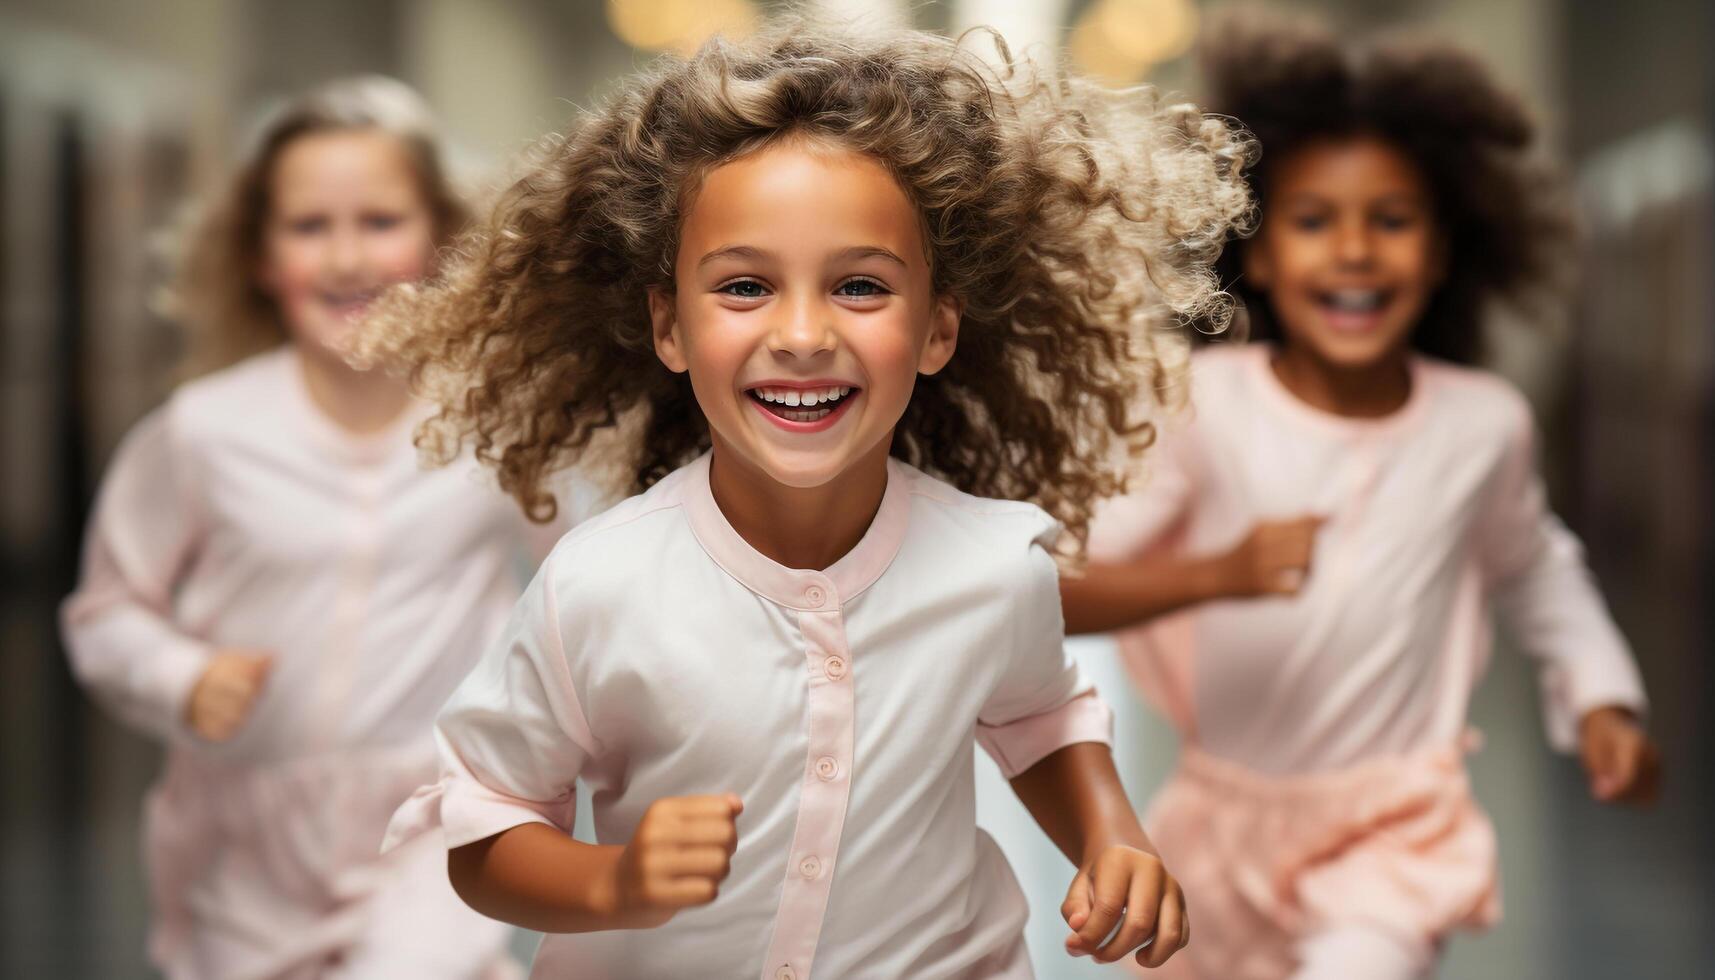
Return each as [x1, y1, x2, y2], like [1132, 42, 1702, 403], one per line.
[59, 408, 211, 743]
[387, 553, 598, 851]
[1086, 423, 1197, 563]
[1478, 406, 1647, 752]
[977, 525, 1114, 779]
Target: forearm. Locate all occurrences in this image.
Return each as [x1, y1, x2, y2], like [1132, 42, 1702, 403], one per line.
[1009, 742, 1150, 865]
[1061, 554, 1232, 635]
[449, 824, 631, 933]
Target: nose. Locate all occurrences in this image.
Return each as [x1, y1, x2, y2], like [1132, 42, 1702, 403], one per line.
[1334, 216, 1374, 267]
[768, 293, 836, 359]
[326, 223, 365, 280]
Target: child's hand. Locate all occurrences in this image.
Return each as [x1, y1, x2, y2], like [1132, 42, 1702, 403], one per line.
[1061, 845, 1188, 968]
[1578, 706, 1660, 804]
[1220, 516, 1323, 597]
[185, 650, 273, 741]
[608, 793, 742, 928]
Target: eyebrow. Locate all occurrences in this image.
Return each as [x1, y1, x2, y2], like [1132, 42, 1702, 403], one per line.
[696, 244, 911, 269]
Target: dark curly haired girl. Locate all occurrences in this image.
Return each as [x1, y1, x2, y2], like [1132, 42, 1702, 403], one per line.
[374, 20, 1250, 977]
[1062, 9, 1658, 979]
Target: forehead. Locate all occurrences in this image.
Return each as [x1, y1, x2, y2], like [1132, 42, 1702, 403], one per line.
[679, 141, 925, 262]
[1268, 133, 1432, 202]
[270, 129, 421, 205]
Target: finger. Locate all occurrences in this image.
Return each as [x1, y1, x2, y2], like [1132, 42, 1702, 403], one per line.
[678, 818, 740, 852]
[661, 845, 733, 881]
[669, 795, 746, 820]
[647, 876, 722, 909]
[1273, 568, 1305, 595]
[1060, 869, 1092, 936]
[1094, 862, 1163, 963]
[1588, 737, 1622, 801]
[1140, 881, 1186, 968]
[1615, 741, 1658, 804]
[1075, 854, 1132, 951]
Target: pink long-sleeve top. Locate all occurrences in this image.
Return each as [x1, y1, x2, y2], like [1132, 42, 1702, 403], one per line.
[386, 452, 1113, 980]
[1092, 344, 1646, 774]
[61, 347, 564, 763]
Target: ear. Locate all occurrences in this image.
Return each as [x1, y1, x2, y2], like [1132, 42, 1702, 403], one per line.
[649, 286, 688, 374]
[917, 294, 962, 377]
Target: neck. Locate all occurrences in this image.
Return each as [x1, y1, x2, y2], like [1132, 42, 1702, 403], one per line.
[293, 344, 413, 435]
[1271, 343, 1412, 419]
[707, 438, 891, 571]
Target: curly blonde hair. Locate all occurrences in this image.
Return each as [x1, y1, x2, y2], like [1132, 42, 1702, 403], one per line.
[164, 75, 470, 377]
[362, 23, 1252, 546]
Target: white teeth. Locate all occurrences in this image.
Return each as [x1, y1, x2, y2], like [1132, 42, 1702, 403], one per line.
[753, 385, 855, 406]
[1327, 289, 1384, 312]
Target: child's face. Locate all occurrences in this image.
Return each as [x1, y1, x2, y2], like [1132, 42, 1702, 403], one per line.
[1244, 135, 1445, 370]
[260, 129, 436, 362]
[651, 141, 959, 490]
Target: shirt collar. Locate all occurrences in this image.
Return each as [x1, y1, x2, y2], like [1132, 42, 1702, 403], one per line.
[681, 451, 911, 611]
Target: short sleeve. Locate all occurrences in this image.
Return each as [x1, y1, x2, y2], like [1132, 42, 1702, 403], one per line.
[976, 516, 1114, 778]
[387, 551, 601, 850]
[1477, 401, 1647, 751]
[59, 406, 213, 742]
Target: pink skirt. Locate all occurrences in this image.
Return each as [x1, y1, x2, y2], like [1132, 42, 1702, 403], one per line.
[1134, 740, 1501, 980]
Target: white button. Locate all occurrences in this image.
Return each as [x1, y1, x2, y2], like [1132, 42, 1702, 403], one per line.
[805, 585, 826, 607]
[814, 756, 839, 780]
[823, 655, 847, 680]
[799, 855, 822, 878]
[775, 967, 796, 980]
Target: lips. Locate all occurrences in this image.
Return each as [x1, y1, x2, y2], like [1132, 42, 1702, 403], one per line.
[744, 382, 862, 432]
[318, 287, 382, 319]
[1313, 287, 1395, 334]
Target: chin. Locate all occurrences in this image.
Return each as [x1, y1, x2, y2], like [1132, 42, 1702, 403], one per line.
[747, 450, 856, 491]
[1303, 331, 1411, 371]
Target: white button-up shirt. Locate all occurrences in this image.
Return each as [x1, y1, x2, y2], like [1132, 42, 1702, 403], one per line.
[389, 453, 1113, 979]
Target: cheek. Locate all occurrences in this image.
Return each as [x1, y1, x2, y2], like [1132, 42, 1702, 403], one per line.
[263, 239, 324, 301]
[1385, 235, 1443, 291]
[372, 223, 435, 280]
[849, 312, 927, 389]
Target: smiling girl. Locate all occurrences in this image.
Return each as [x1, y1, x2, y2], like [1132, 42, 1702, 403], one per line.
[60, 77, 569, 978]
[367, 23, 1251, 979]
[1063, 13, 1659, 980]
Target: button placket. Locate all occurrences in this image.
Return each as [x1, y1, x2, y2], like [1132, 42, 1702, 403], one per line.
[758, 602, 855, 980]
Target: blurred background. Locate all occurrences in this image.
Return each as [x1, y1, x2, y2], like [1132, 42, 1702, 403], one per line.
[1, 0, 1708, 977]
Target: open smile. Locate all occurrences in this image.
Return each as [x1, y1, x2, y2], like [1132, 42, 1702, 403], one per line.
[744, 382, 862, 433]
[1313, 287, 1397, 333]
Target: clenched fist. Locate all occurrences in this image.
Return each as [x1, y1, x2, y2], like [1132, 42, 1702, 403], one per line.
[606, 794, 743, 928]
[1220, 516, 1323, 597]
[185, 650, 273, 742]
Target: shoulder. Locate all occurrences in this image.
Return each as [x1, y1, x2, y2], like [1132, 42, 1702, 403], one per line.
[1417, 357, 1535, 447]
[165, 347, 295, 448]
[538, 465, 698, 605]
[892, 462, 1060, 588]
[1188, 342, 1265, 396]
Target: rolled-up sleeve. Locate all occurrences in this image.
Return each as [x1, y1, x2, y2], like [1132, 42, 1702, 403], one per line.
[387, 551, 600, 851]
[977, 525, 1114, 778]
[1478, 404, 1647, 752]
